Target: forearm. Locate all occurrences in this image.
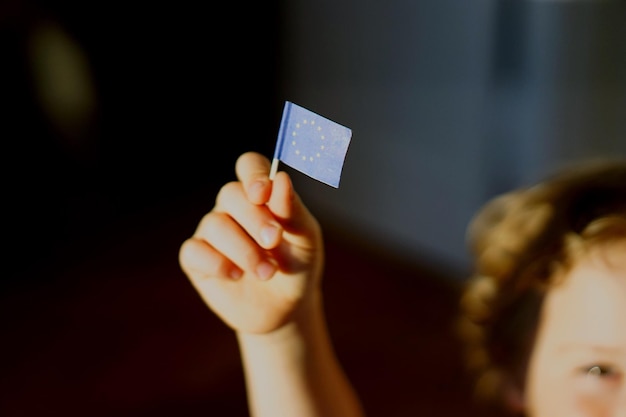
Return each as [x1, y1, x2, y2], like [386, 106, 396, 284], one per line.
[236, 292, 365, 417]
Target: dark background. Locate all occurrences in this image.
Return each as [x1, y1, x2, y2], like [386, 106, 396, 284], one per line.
[3, 1, 283, 288]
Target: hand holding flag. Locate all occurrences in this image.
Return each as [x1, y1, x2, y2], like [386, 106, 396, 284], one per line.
[269, 101, 352, 188]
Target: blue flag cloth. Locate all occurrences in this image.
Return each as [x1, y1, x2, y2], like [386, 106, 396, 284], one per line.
[271, 101, 352, 188]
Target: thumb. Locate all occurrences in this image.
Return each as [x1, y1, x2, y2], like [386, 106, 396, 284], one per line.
[235, 151, 273, 205]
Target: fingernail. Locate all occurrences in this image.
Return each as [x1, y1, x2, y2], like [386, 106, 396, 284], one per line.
[229, 268, 243, 280]
[249, 180, 266, 197]
[256, 261, 277, 280]
[260, 224, 280, 247]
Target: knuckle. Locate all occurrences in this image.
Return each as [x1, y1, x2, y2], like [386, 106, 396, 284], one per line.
[178, 238, 194, 268]
[179, 238, 227, 278]
[196, 211, 227, 238]
[215, 181, 241, 206]
[179, 239, 208, 276]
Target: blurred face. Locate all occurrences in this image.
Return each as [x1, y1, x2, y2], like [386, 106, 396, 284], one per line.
[525, 240, 626, 417]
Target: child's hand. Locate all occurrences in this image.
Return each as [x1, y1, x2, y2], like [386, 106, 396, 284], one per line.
[179, 151, 324, 335]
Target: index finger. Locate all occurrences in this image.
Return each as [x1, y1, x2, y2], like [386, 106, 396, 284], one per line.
[235, 151, 272, 205]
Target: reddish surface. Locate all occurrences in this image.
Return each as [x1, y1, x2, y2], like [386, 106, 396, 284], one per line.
[1, 196, 502, 417]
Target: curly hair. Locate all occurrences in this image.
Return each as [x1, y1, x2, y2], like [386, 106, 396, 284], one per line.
[456, 158, 626, 414]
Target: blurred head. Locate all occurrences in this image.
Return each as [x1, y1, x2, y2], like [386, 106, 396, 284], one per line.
[458, 158, 626, 416]
[525, 228, 626, 417]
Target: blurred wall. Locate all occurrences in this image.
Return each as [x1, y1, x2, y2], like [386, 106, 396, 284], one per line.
[278, 0, 626, 273]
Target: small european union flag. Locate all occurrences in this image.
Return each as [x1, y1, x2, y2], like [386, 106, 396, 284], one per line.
[270, 101, 352, 188]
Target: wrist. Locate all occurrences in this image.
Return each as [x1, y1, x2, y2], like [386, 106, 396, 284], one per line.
[236, 289, 324, 347]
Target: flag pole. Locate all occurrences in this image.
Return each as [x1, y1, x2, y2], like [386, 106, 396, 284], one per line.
[269, 158, 280, 180]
